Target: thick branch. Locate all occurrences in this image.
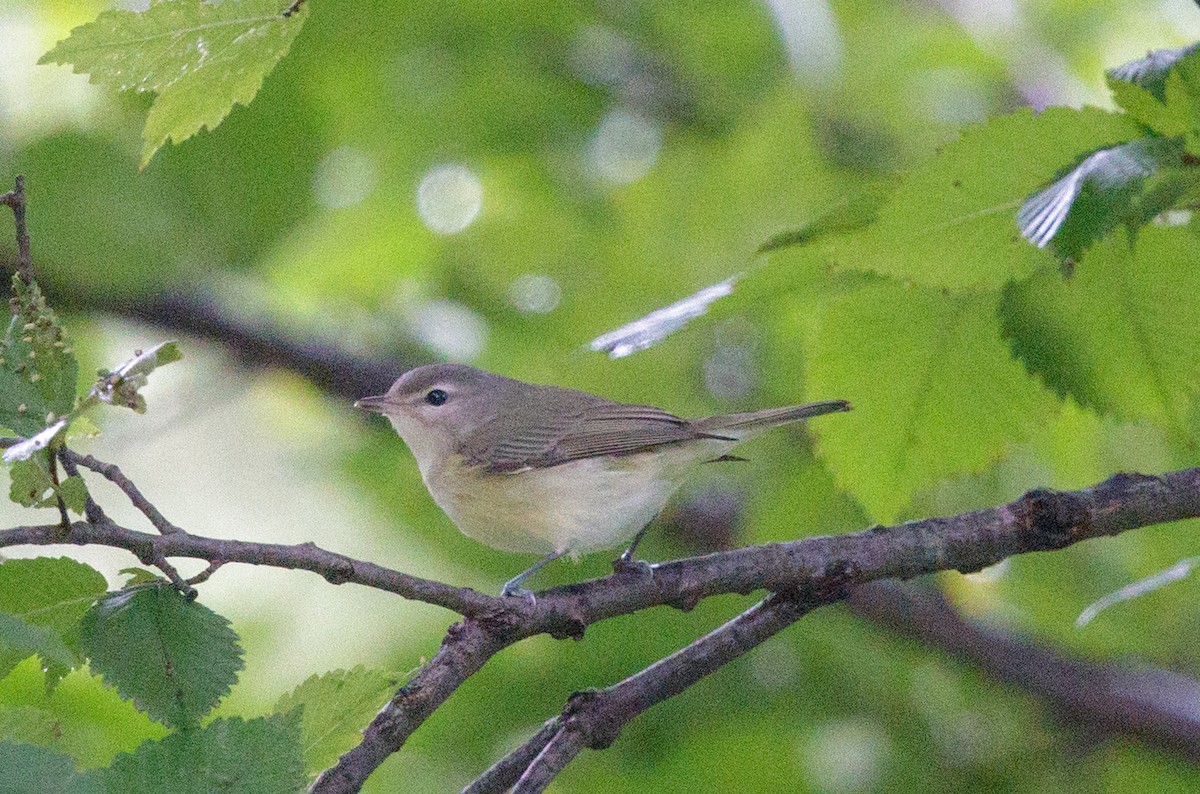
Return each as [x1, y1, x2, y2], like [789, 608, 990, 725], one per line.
[5, 466, 1200, 792]
[848, 581, 1200, 760]
[313, 469, 1200, 793]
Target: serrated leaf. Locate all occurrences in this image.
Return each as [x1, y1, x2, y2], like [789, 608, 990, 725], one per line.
[0, 278, 79, 437]
[1001, 226, 1200, 447]
[0, 741, 100, 794]
[274, 667, 399, 775]
[90, 341, 182, 414]
[808, 281, 1056, 522]
[7, 456, 55, 508]
[40, 0, 309, 168]
[1016, 136, 1200, 259]
[823, 107, 1143, 289]
[90, 714, 304, 794]
[0, 558, 107, 686]
[80, 584, 243, 729]
[0, 613, 75, 672]
[3, 418, 68, 463]
[1108, 43, 1200, 100]
[1106, 43, 1200, 139]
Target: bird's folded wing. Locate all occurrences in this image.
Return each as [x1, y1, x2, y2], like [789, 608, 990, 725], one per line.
[463, 400, 727, 473]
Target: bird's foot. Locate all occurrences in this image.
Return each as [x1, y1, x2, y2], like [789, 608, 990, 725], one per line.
[500, 580, 537, 603]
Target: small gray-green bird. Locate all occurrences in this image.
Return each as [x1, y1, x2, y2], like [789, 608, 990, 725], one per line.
[356, 364, 849, 597]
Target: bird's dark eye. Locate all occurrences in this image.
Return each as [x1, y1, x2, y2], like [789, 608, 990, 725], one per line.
[425, 389, 448, 406]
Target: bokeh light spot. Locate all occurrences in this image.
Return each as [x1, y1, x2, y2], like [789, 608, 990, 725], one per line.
[509, 274, 562, 315]
[416, 164, 483, 234]
[587, 108, 661, 185]
[312, 145, 377, 209]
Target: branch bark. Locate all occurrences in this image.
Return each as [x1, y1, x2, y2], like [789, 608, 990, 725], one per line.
[0, 175, 32, 285]
[311, 468, 1200, 793]
[5, 456, 1200, 792]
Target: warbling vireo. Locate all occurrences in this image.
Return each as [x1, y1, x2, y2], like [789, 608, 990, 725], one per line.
[356, 364, 849, 597]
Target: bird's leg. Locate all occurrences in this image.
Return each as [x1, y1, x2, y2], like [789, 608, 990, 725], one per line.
[501, 550, 566, 599]
[612, 526, 654, 578]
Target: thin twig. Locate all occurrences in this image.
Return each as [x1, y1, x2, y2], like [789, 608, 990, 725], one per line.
[148, 549, 196, 599]
[187, 560, 226, 585]
[47, 452, 71, 531]
[0, 517, 497, 617]
[461, 718, 561, 794]
[0, 175, 32, 285]
[62, 449, 183, 534]
[56, 448, 106, 524]
[510, 728, 584, 794]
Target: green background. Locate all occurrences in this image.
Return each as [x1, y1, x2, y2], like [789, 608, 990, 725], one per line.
[2, 0, 1200, 790]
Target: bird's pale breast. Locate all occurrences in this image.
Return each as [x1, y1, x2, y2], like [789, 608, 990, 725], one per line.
[423, 440, 731, 555]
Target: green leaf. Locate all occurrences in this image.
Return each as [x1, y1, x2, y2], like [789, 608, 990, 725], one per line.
[118, 568, 162, 587]
[0, 613, 75, 671]
[0, 704, 63, 747]
[39, 0, 310, 168]
[7, 456, 56, 509]
[274, 667, 399, 775]
[757, 178, 898, 254]
[90, 714, 304, 794]
[1107, 44, 1200, 137]
[80, 584, 243, 729]
[0, 277, 78, 439]
[1108, 43, 1200, 100]
[0, 741, 100, 794]
[0, 558, 107, 685]
[90, 342, 182, 414]
[824, 107, 1143, 289]
[1016, 136, 1200, 260]
[1001, 226, 1200, 447]
[56, 476, 88, 515]
[808, 281, 1057, 522]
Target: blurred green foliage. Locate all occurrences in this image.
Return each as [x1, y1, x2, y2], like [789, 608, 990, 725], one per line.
[1, 0, 1200, 791]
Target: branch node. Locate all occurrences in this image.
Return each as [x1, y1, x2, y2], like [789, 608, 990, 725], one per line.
[322, 558, 354, 585]
[563, 690, 621, 750]
[1018, 488, 1090, 551]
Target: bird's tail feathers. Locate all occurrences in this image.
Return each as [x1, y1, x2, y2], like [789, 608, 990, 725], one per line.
[695, 400, 850, 434]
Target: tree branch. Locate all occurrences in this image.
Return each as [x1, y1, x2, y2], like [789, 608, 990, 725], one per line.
[5, 457, 1200, 792]
[61, 449, 183, 534]
[848, 581, 1200, 760]
[0, 175, 32, 285]
[510, 727, 586, 794]
[507, 590, 830, 793]
[461, 718, 562, 794]
[315, 468, 1200, 793]
[0, 517, 496, 617]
